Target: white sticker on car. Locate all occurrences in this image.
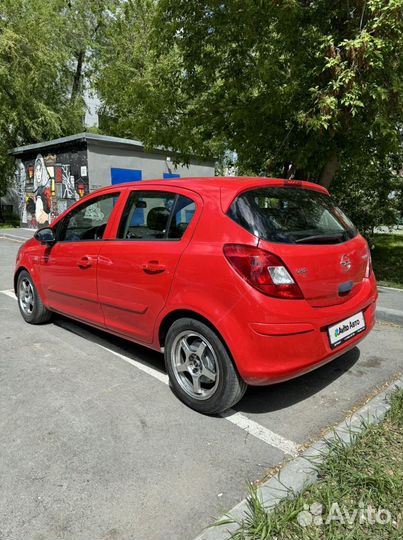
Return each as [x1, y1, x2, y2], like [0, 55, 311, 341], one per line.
[328, 311, 366, 348]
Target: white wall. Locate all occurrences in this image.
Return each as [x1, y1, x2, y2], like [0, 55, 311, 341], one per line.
[87, 143, 215, 191]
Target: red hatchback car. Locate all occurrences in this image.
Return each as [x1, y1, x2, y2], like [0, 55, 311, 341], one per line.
[15, 177, 377, 413]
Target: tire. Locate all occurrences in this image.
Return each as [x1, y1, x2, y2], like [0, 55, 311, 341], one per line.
[164, 318, 247, 414]
[16, 270, 52, 324]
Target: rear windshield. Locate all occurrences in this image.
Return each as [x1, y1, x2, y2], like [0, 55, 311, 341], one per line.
[228, 187, 357, 244]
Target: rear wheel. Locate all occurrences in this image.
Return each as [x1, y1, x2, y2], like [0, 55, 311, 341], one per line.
[164, 318, 247, 414]
[17, 270, 52, 324]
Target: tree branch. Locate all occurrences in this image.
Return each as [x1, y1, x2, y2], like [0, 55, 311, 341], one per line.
[319, 154, 338, 188]
[71, 49, 85, 102]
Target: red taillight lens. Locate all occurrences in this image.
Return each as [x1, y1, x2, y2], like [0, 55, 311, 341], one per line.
[365, 249, 373, 278]
[223, 244, 304, 299]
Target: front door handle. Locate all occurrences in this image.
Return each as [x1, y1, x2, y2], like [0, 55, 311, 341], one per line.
[77, 256, 92, 269]
[142, 260, 166, 274]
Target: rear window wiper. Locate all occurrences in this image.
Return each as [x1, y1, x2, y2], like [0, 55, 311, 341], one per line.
[294, 233, 345, 244]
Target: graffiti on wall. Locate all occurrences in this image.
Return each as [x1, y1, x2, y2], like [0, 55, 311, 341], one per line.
[61, 166, 75, 199]
[16, 150, 89, 228]
[16, 160, 27, 224]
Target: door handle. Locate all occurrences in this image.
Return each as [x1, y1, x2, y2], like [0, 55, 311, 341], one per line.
[142, 260, 166, 274]
[77, 256, 92, 269]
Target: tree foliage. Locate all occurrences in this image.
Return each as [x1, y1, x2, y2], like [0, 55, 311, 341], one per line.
[1, 1, 402, 228]
[0, 0, 116, 196]
[97, 0, 403, 227]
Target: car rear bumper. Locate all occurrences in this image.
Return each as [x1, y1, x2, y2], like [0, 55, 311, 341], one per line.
[229, 276, 378, 385]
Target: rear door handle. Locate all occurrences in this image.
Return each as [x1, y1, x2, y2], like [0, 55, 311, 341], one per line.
[142, 261, 166, 274]
[77, 256, 92, 269]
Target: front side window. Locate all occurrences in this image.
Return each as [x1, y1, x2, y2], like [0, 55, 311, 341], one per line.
[117, 191, 196, 240]
[59, 193, 120, 242]
[228, 187, 357, 244]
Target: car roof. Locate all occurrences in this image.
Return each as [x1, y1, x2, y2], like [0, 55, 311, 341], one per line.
[94, 176, 329, 212]
[97, 176, 329, 195]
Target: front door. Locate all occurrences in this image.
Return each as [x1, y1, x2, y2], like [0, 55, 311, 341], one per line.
[97, 188, 198, 343]
[39, 192, 121, 325]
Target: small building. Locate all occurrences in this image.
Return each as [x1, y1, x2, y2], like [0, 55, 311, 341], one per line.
[9, 132, 215, 228]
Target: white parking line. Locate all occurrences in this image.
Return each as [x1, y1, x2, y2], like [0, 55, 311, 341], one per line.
[221, 409, 299, 456]
[0, 288, 299, 456]
[0, 289, 16, 299]
[98, 344, 298, 456]
[98, 344, 169, 385]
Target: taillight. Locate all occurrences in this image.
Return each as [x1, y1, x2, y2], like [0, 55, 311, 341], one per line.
[223, 244, 304, 299]
[365, 249, 373, 278]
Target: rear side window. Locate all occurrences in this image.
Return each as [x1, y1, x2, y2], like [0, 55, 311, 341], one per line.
[117, 191, 196, 240]
[228, 187, 357, 244]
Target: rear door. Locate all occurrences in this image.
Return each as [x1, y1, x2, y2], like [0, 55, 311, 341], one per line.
[228, 185, 369, 307]
[97, 187, 200, 343]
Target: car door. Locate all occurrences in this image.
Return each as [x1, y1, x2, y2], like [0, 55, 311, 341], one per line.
[97, 187, 200, 343]
[39, 192, 121, 325]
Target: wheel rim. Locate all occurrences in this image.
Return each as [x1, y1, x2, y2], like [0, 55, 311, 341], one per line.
[171, 331, 220, 401]
[19, 278, 34, 315]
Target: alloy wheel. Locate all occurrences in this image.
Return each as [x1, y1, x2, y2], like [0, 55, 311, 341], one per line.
[19, 278, 34, 315]
[171, 331, 219, 400]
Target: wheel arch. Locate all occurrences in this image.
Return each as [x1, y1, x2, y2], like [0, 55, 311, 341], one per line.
[159, 308, 247, 412]
[158, 309, 235, 362]
[14, 266, 30, 293]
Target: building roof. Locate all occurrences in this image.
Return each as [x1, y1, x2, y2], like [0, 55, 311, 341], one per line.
[9, 132, 145, 156]
[9, 132, 216, 164]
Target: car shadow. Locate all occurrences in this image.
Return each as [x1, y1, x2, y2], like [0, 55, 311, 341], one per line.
[237, 347, 361, 414]
[52, 314, 361, 415]
[53, 315, 166, 375]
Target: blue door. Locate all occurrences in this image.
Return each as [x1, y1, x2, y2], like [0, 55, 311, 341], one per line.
[111, 168, 142, 185]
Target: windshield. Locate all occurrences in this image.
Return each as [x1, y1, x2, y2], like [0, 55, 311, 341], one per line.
[228, 187, 357, 244]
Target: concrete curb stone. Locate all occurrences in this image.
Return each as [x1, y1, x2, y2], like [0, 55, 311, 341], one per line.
[376, 307, 403, 326]
[193, 377, 403, 540]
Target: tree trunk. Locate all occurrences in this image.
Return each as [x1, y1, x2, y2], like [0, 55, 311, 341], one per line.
[319, 154, 338, 189]
[71, 50, 85, 102]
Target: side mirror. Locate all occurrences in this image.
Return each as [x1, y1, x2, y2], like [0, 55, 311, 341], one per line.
[35, 227, 56, 246]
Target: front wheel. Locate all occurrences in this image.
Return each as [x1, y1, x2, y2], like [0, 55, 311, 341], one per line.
[164, 318, 247, 414]
[17, 270, 52, 324]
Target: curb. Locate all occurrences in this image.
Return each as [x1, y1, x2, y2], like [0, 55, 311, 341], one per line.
[0, 233, 28, 243]
[376, 307, 403, 326]
[378, 285, 403, 293]
[193, 376, 403, 540]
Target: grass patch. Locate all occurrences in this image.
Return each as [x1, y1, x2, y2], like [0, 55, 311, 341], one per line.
[369, 234, 403, 289]
[226, 387, 403, 540]
[0, 218, 20, 228]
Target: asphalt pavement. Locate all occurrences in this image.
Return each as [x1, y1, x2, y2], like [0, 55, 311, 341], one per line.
[0, 234, 402, 540]
[377, 286, 403, 324]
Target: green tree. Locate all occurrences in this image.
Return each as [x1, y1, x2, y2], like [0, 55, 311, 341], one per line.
[332, 153, 402, 235]
[0, 0, 117, 197]
[95, 1, 169, 143]
[65, 0, 120, 105]
[97, 0, 403, 207]
[0, 0, 79, 195]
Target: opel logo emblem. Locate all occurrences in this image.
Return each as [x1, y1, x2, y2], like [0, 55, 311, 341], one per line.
[340, 254, 351, 272]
